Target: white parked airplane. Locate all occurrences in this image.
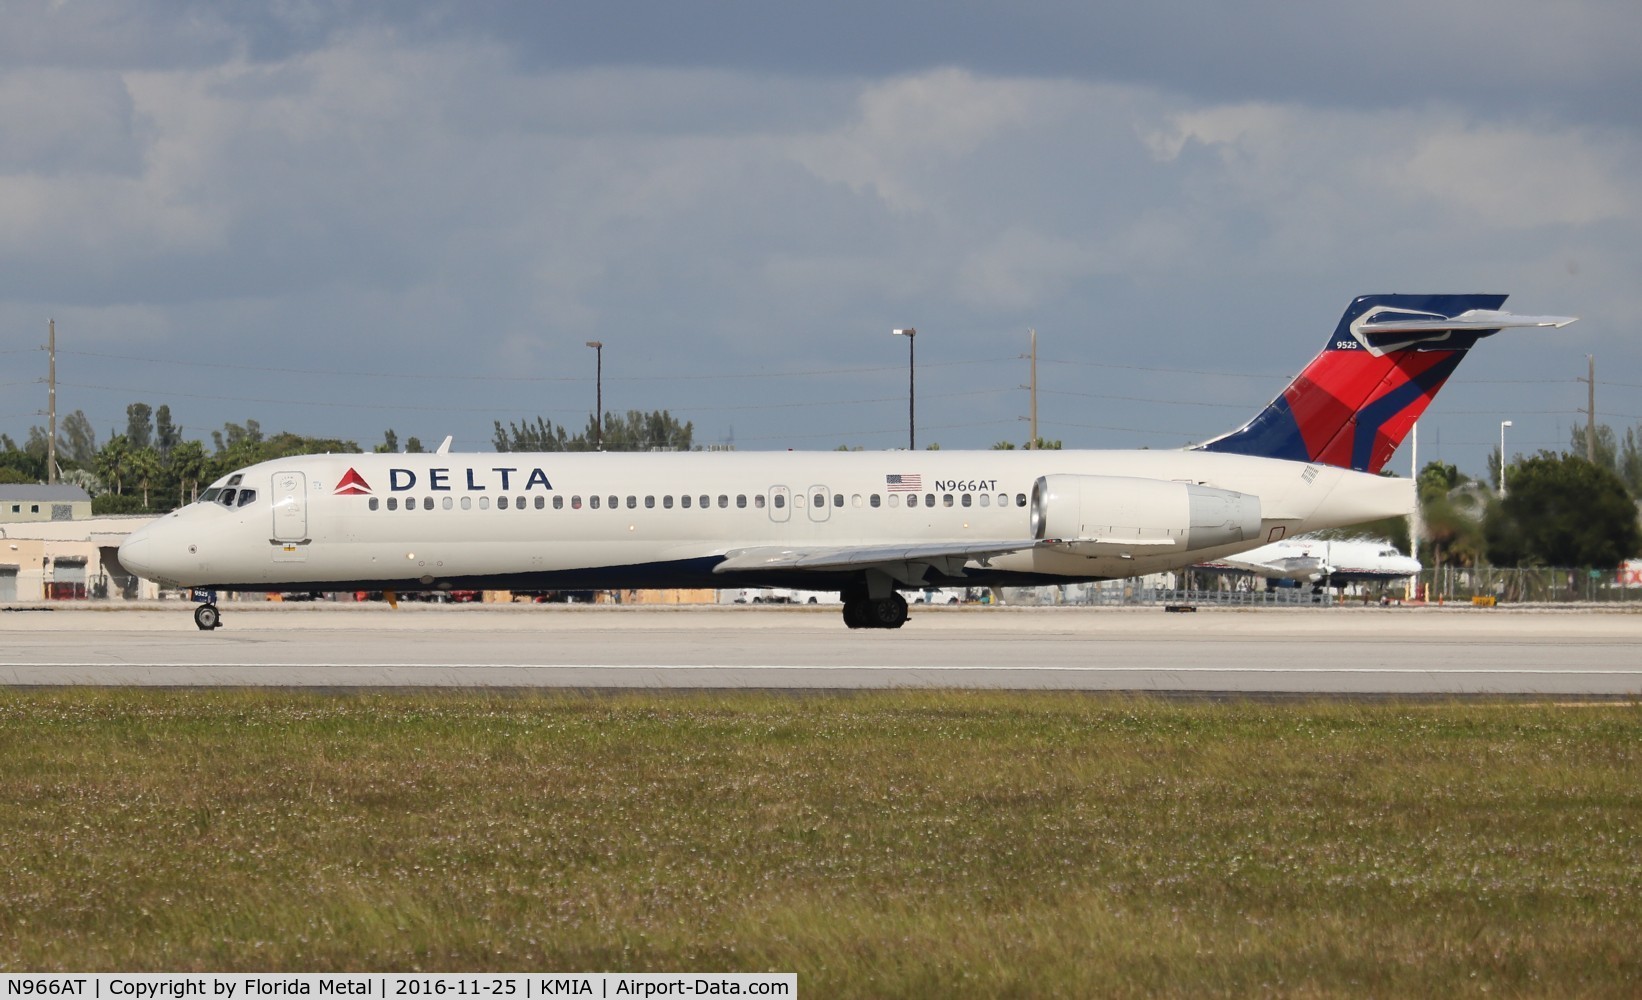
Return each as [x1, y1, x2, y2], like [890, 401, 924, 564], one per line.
[1196, 537, 1421, 589]
[117, 294, 1573, 630]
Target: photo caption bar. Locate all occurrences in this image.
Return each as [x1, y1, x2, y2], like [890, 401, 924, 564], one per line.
[0, 975, 795, 1000]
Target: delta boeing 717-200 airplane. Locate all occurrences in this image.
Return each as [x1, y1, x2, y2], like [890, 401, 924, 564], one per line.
[118, 294, 1573, 630]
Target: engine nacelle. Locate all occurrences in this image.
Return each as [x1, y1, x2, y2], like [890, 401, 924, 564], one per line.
[1029, 474, 1262, 553]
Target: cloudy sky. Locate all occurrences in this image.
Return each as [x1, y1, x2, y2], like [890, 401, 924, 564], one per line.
[3, 0, 1639, 474]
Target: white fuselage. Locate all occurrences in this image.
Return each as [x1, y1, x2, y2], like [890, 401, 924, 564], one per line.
[1204, 537, 1421, 585]
[117, 447, 1413, 594]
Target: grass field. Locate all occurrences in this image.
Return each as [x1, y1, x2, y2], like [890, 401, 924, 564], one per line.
[1, 690, 1639, 996]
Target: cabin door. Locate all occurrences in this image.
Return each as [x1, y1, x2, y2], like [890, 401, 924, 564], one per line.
[271, 471, 308, 541]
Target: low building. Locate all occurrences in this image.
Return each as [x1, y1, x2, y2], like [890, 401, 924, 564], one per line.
[0, 514, 159, 602]
[1, 484, 93, 524]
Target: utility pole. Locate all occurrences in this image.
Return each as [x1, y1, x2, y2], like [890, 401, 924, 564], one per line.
[1028, 328, 1038, 450]
[1583, 354, 1596, 463]
[47, 318, 57, 485]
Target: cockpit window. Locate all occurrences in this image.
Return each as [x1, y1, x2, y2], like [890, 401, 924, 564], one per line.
[218, 488, 238, 507]
[226, 474, 243, 487]
[198, 488, 222, 504]
[238, 489, 257, 507]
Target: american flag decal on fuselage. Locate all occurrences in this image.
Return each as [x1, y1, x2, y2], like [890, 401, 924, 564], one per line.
[885, 474, 922, 491]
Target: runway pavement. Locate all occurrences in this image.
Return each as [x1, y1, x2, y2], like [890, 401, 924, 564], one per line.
[2, 602, 1639, 695]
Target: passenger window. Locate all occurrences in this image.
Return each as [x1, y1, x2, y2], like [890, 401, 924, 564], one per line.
[700, 495, 709, 509]
[681, 495, 692, 509]
[772, 495, 784, 509]
[736, 495, 746, 508]
[718, 495, 729, 508]
[754, 495, 765, 509]
[461, 496, 472, 510]
[534, 496, 545, 510]
[406, 499, 416, 513]
[516, 496, 525, 510]
[906, 494, 918, 508]
[888, 494, 900, 508]
[979, 494, 990, 507]
[608, 496, 618, 509]
[590, 496, 601, 510]
[239, 489, 257, 507]
[571, 496, 581, 509]
[479, 497, 491, 510]
[961, 494, 971, 507]
[924, 494, 934, 507]
[1016, 494, 1027, 507]
[387, 497, 398, 511]
[499, 496, 510, 510]
[646, 496, 655, 509]
[663, 496, 673, 509]
[834, 494, 843, 507]
[627, 496, 637, 509]
[943, 494, 954, 507]
[870, 494, 881, 508]
[369, 497, 380, 511]
[443, 497, 454, 510]
[852, 495, 863, 508]
[554, 496, 564, 510]
[424, 497, 434, 511]
[812, 492, 824, 507]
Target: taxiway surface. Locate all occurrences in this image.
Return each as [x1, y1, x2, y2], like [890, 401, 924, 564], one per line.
[3, 603, 1639, 695]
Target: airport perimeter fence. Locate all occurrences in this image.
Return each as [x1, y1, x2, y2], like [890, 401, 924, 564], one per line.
[1034, 566, 1642, 608]
[1415, 565, 1642, 604]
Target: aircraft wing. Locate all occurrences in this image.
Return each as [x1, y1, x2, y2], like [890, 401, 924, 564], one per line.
[714, 538, 1058, 586]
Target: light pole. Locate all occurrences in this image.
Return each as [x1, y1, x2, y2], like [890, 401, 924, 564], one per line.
[585, 341, 604, 451]
[892, 327, 916, 450]
[1499, 420, 1513, 497]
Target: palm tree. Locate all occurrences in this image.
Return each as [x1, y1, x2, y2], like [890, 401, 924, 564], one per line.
[95, 435, 130, 496]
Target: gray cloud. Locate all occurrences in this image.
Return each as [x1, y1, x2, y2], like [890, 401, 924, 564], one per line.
[1, 3, 1637, 472]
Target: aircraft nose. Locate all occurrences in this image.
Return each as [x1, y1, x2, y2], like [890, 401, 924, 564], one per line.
[117, 529, 157, 579]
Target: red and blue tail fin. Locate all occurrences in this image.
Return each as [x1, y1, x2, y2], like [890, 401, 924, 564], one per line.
[1196, 294, 1575, 473]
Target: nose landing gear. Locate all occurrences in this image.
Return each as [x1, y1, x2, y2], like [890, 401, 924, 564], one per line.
[191, 589, 222, 630]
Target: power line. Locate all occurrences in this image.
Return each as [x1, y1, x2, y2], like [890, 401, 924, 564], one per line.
[52, 348, 1017, 383]
[1039, 388, 1250, 409]
[1040, 358, 1288, 379]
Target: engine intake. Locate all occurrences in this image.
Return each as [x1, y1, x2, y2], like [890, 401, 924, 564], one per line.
[1029, 474, 1261, 553]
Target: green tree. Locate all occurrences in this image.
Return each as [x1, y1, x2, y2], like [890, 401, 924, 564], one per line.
[95, 434, 131, 495]
[494, 411, 692, 452]
[125, 403, 154, 450]
[376, 429, 401, 454]
[1569, 423, 1619, 474]
[494, 417, 568, 452]
[1416, 462, 1485, 570]
[1, 433, 44, 481]
[127, 446, 162, 508]
[1484, 451, 1641, 568]
[1621, 425, 1642, 497]
[168, 440, 207, 505]
[59, 410, 98, 467]
[154, 405, 182, 457]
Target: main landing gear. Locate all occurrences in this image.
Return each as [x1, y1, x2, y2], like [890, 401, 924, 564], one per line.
[842, 592, 908, 630]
